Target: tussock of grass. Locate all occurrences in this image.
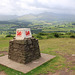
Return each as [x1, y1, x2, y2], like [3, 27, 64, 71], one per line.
[70, 67, 75, 70]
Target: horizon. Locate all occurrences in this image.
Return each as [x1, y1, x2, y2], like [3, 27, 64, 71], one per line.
[0, 12, 75, 16]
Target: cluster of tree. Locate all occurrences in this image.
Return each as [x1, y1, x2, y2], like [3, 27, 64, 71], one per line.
[70, 30, 75, 33]
[33, 32, 75, 40]
[72, 23, 75, 25]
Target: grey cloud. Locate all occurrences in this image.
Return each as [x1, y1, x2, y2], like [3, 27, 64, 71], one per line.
[0, 0, 75, 15]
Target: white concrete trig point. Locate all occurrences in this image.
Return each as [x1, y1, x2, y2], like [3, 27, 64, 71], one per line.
[16, 28, 32, 40]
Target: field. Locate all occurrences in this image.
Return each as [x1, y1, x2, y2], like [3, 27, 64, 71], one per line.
[0, 21, 75, 35]
[0, 38, 75, 75]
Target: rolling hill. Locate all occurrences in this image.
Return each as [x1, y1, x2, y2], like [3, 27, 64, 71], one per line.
[0, 12, 75, 35]
[0, 15, 18, 21]
[17, 12, 75, 22]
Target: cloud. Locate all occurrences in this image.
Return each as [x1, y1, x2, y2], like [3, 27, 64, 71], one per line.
[0, 0, 75, 15]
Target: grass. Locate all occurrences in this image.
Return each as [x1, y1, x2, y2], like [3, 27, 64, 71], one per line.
[0, 37, 12, 51]
[0, 34, 6, 38]
[0, 38, 75, 75]
[39, 38, 75, 55]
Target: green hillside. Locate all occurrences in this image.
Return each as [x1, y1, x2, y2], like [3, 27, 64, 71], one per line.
[17, 12, 75, 22]
[0, 12, 75, 35]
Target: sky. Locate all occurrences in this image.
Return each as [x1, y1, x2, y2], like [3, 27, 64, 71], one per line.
[0, 0, 75, 16]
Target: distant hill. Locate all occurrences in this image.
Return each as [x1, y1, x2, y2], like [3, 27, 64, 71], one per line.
[0, 12, 75, 34]
[0, 12, 75, 22]
[17, 12, 75, 22]
[0, 15, 18, 21]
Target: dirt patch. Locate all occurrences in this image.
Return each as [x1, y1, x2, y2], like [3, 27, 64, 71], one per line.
[47, 71, 60, 75]
[64, 54, 75, 67]
[55, 51, 65, 56]
[0, 71, 7, 75]
[45, 52, 75, 75]
[46, 70, 75, 75]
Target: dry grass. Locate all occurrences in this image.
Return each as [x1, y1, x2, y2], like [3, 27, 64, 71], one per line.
[39, 38, 75, 55]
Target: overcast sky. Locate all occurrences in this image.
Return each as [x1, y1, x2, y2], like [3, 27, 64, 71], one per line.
[0, 0, 75, 16]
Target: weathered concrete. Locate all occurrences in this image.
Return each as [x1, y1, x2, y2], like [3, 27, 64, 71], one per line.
[0, 53, 55, 73]
[8, 38, 41, 64]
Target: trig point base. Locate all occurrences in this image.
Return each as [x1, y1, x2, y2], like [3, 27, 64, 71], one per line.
[8, 38, 41, 64]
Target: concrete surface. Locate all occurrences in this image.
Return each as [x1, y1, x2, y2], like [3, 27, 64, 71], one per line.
[0, 53, 55, 73]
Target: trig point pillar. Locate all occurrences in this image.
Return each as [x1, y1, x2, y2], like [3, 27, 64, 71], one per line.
[8, 28, 41, 64]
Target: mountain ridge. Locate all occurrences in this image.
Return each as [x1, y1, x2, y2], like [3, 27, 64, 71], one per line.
[17, 12, 75, 22]
[0, 12, 75, 22]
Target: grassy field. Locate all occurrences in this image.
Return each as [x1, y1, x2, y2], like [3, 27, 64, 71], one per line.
[0, 38, 75, 75]
[0, 37, 12, 51]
